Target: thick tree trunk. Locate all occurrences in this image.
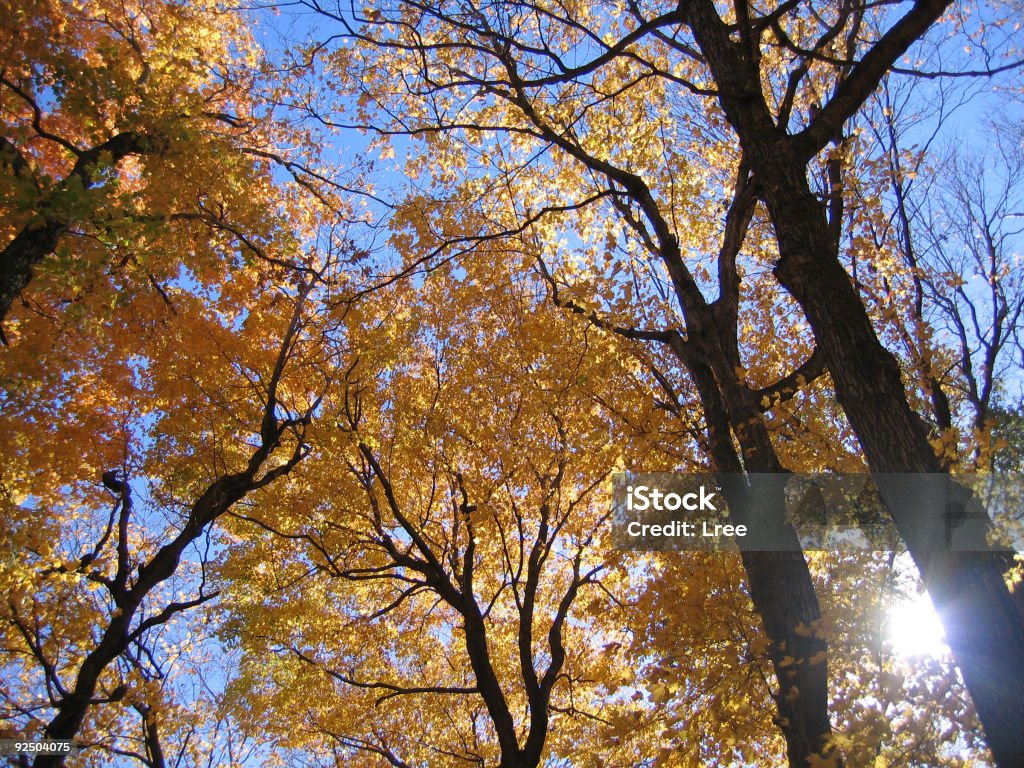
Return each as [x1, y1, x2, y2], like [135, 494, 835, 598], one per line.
[0, 220, 65, 323]
[682, 345, 839, 768]
[741, 549, 831, 764]
[35, 620, 133, 767]
[678, 2, 1024, 761]
[767, 179, 1024, 767]
[0, 130, 150, 325]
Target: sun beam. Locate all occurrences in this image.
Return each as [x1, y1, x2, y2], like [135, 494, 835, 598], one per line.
[886, 589, 949, 659]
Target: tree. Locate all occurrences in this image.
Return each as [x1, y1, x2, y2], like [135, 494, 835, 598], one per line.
[292, 1, 1024, 762]
[910, 128, 1024, 462]
[0, 268, 326, 764]
[0, 3, 364, 761]
[639, 3, 1024, 762]
[851, 76, 1024, 469]
[0, 0, 343, 334]
[214, 265, 657, 768]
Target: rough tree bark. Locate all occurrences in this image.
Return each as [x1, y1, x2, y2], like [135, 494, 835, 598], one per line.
[681, 1, 1024, 764]
[0, 131, 153, 324]
[544, 166, 840, 764]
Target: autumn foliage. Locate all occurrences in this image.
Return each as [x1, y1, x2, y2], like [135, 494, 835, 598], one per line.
[1, 1, 1023, 767]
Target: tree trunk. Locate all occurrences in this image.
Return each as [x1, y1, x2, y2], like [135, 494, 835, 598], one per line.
[678, 2, 1024, 761]
[681, 345, 839, 768]
[767, 181, 1024, 766]
[0, 220, 65, 322]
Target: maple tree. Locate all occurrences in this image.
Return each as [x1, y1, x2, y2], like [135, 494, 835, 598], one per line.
[215, 263, 659, 768]
[0, 1, 359, 764]
[0, 242, 331, 766]
[295, 11, 844, 767]
[671, 9, 1024, 762]
[289, 0, 1024, 764]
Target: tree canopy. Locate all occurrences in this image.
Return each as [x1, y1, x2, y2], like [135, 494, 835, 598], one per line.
[1, 1, 1023, 766]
